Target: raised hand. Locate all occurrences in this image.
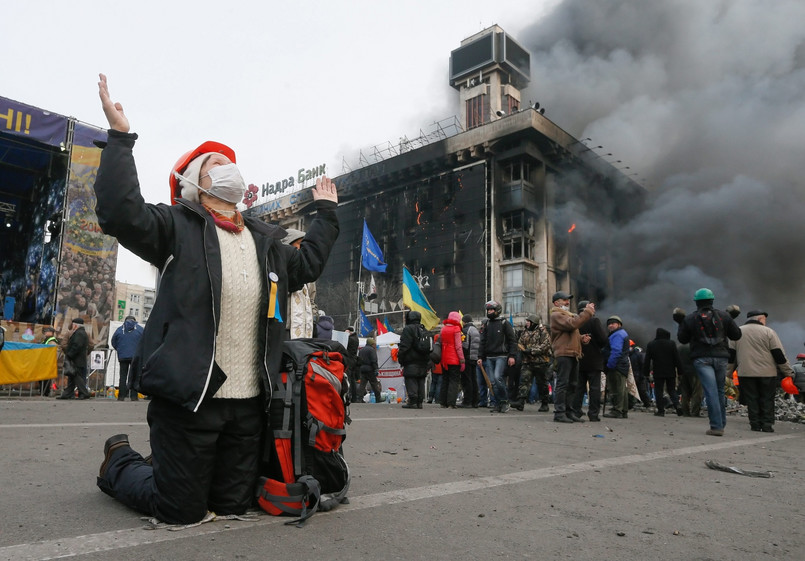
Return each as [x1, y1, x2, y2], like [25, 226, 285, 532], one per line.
[311, 176, 338, 204]
[97, 73, 130, 133]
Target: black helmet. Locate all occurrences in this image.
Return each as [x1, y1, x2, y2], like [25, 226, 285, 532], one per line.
[485, 300, 502, 316]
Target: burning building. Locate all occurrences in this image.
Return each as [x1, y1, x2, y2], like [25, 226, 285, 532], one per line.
[247, 25, 642, 328]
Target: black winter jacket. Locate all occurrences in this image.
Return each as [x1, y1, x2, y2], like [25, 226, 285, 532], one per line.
[480, 317, 517, 359]
[643, 328, 682, 379]
[398, 311, 430, 368]
[579, 317, 608, 372]
[359, 345, 378, 375]
[94, 130, 339, 412]
[64, 326, 89, 368]
[345, 333, 359, 370]
[677, 306, 741, 359]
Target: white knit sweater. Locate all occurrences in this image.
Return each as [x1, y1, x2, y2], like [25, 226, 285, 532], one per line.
[212, 227, 262, 399]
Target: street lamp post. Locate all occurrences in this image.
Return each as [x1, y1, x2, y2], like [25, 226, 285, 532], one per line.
[413, 269, 429, 289]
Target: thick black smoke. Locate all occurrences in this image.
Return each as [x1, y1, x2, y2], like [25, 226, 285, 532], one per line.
[519, 0, 805, 353]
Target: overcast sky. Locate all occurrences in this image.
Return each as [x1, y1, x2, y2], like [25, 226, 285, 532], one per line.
[3, 0, 560, 286]
[7, 1, 805, 355]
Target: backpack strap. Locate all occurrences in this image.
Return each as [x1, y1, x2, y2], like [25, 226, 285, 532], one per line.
[306, 412, 348, 447]
[292, 365, 305, 478]
[255, 475, 322, 528]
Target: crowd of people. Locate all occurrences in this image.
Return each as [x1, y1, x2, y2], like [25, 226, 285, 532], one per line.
[349, 288, 801, 439]
[40, 74, 799, 528]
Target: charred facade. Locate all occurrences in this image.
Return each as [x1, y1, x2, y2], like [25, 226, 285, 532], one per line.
[248, 26, 643, 328]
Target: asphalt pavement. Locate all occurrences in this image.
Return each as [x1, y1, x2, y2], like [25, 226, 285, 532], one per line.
[1, 397, 802, 561]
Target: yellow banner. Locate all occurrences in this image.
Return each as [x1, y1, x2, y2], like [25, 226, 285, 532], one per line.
[0, 345, 58, 384]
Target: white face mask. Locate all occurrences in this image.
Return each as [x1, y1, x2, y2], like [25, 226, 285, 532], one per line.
[175, 163, 246, 204]
[560, 305, 569, 311]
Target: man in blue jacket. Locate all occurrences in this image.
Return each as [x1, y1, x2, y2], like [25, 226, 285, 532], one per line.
[94, 75, 339, 525]
[603, 316, 630, 419]
[111, 315, 144, 401]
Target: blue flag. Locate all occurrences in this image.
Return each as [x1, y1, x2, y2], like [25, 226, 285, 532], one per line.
[362, 220, 387, 273]
[359, 309, 372, 336]
[383, 316, 392, 333]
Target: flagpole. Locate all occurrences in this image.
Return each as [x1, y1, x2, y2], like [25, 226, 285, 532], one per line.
[356, 245, 363, 332]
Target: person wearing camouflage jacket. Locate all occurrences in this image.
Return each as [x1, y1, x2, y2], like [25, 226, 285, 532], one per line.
[511, 315, 553, 411]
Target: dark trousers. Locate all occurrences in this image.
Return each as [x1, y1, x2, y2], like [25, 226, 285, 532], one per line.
[428, 373, 442, 402]
[506, 364, 521, 400]
[118, 360, 139, 401]
[404, 376, 426, 404]
[738, 376, 777, 429]
[460, 365, 479, 406]
[654, 377, 679, 413]
[439, 364, 461, 406]
[633, 372, 652, 407]
[678, 370, 703, 416]
[347, 365, 359, 402]
[519, 362, 550, 404]
[553, 357, 579, 417]
[97, 396, 263, 524]
[476, 368, 493, 406]
[357, 371, 382, 401]
[61, 366, 90, 399]
[572, 369, 602, 418]
[606, 370, 628, 415]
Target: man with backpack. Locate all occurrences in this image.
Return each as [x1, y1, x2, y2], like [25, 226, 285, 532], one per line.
[676, 288, 742, 436]
[398, 311, 431, 409]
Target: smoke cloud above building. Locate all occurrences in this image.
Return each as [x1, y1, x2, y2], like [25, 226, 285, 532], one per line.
[519, 0, 805, 352]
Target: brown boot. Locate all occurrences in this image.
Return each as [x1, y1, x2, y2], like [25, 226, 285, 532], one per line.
[99, 434, 130, 477]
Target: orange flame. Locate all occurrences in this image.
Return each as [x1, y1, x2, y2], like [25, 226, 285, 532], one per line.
[568, 224, 576, 233]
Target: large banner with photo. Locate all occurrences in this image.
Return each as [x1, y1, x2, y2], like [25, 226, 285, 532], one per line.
[53, 122, 116, 349]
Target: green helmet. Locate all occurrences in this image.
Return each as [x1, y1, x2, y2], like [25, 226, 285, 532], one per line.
[693, 288, 715, 301]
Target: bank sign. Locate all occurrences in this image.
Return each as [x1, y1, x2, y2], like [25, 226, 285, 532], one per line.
[243, 163, 326, 209]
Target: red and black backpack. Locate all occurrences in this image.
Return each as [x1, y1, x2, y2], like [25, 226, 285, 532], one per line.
[256, 339, 351, 526]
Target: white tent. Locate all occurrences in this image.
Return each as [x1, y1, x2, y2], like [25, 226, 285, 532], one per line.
[373, 331, 404, 400]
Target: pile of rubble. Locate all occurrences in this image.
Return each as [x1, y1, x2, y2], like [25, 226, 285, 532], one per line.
[774, 396, 805, 423]
[730, 393, 805, 424]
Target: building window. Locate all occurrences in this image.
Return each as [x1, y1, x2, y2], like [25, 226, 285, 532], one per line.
[501, 210, 536, 260]
[501, 160, 532, 183]
[466, 94, 488, 129]
[130, 294, 140, 303]
[504, 94, 519, 114]
[129, 307, 139, 318]
[502, 263, 536, 315]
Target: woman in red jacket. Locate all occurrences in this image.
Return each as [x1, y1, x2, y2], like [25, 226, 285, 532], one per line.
[439, 311, 466, 408]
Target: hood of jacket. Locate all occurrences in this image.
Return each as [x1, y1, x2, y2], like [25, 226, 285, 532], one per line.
[406, 310, 422, 325]
[124, 318, 138, 332]
[445, 311, 462, 326]
[655, 327, 670, 339]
